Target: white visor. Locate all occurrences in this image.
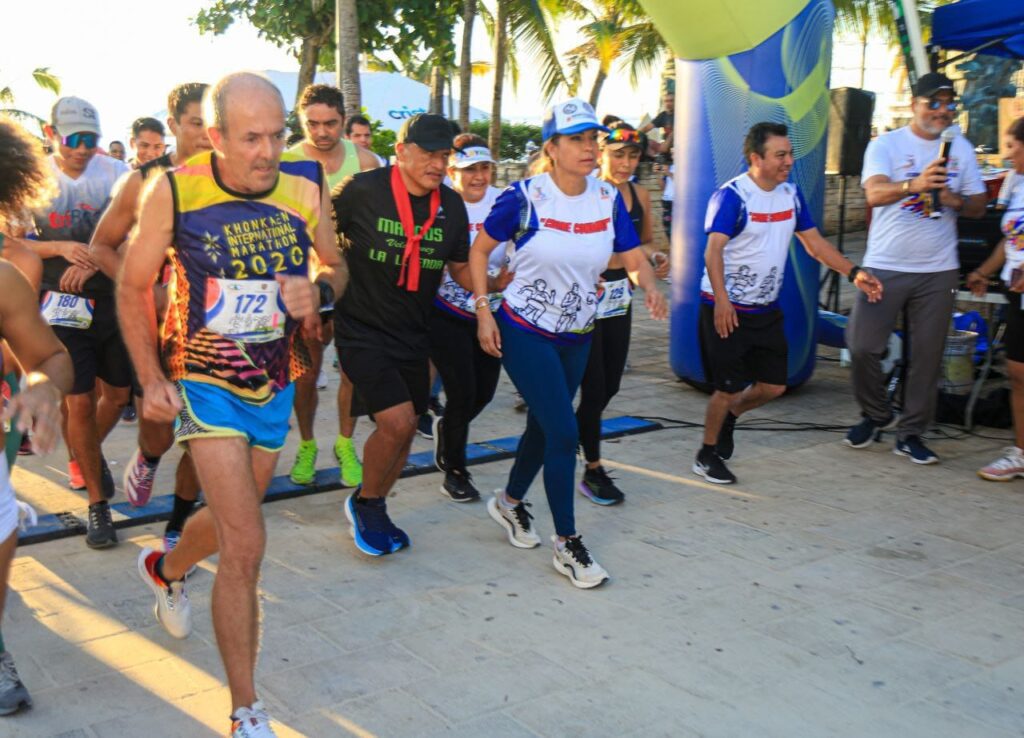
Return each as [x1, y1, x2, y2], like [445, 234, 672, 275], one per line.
[451, 145, 496, 168]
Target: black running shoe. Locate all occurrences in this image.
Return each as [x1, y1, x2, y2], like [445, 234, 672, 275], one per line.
[86, 501, 118, 549]
[844, 413, 896, 449]
[579, 465, 625, 506]
[716, 413, 738, 460]
[100, 457, 115, 500]
[428, 395, 445, 417]
[692, 447, 736, 485]
[441, 469, 480, 503]
[417, 412, 434, 439]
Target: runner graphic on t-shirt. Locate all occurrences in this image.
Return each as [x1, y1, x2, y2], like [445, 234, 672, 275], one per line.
[756, 266, 778, 303]
[726, 265, 757, 302]
[518, 278, 555, 322]
[555, 282, 585, 333]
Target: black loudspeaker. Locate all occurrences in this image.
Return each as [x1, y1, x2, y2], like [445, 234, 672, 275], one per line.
[826, 88, 875, 176]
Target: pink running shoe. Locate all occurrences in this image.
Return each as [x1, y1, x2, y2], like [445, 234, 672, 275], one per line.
[978, 447, 1024, 482]
[123, 449, 159, 506]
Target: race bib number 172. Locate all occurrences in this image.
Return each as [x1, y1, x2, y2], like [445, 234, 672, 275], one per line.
[205, 278, 285, 343]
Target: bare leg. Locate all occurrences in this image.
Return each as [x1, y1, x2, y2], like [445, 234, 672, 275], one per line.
[702, 390, 739, 445]
[336, 370, 357, 439]
[0, 530, 16, 630]
[728, 382, 786, 417]
[167, 436, 278, 712]
[137, 416, 175, 460]
[1009, 360, 1024, 450]
[66, 393, 104, 505]
[358, 402, 416, 499]
[293, 339, 324, 442]
[95, 380, 130, 440]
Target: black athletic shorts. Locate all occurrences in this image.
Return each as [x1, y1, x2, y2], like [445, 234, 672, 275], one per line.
[335, 343, 430, 417]
[699, 303, 787, 393]
[51, 295, 132, 395]
[1006, 290, 1024, 364]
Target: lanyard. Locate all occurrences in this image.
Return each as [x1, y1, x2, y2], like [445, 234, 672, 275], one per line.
[391, 165, 440, 292]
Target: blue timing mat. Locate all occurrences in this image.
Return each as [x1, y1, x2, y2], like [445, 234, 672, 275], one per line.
[18, 415, 662, 546]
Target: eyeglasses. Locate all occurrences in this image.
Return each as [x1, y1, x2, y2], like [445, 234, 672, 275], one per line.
[604, 128, 641, 145]
[61, 132, 99, 149]
[923, 99, 958, 112]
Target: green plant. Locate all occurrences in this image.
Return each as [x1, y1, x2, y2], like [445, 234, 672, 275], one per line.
[468, 119, 540, 160]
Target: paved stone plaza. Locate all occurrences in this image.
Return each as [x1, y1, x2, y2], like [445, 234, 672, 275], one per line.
[4, 243, 1024, 737]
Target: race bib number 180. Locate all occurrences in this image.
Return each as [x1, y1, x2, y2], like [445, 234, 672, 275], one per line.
[205, 278, 285, 343]
[40, 291, 95, 329]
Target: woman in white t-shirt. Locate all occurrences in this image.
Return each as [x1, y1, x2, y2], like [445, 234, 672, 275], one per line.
[429, 134, 510, 502]
[966, 116, 1024, 481]
[468, 98, 667, 589]
[575, 122, 669, 506]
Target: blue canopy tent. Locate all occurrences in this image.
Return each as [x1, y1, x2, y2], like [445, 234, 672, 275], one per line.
[932, 0, 1024, 61]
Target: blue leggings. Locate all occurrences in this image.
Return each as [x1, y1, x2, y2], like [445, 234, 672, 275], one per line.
[500, 319, 591, 537]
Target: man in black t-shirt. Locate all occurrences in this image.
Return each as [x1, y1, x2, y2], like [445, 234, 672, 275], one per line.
[332, 113, 470, 557]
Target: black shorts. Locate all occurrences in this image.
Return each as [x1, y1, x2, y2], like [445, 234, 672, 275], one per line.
[1006, 290, 1024, 363]
[700, 303, 787, 393]
[335, 343, 430, 417]
[51, 296, 132, 395]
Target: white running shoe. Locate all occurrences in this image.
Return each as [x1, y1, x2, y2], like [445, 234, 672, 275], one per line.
[487, 492, 541, 548]
[316, 369, 329, 390]
[978, 446, 1024, 481]
[552, 535, 609, 589]
[231, 700, 277, 737]
[137, 547, 192, 639]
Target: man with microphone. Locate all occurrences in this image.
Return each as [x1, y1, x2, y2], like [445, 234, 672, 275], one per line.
[845, 72, 987, 463]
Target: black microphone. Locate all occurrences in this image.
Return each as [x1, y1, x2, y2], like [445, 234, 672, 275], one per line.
[930, 126, 957, 219]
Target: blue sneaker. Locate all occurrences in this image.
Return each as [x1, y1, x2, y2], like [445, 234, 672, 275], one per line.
[894, 435, 939, 465]
[344, 490, 407, 556]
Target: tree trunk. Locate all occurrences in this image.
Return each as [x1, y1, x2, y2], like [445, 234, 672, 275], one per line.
[297, 36, 320, 107]
[458, 0, 476, 130]
[429, 66, 445, 115]
[588, 67, 608, 109]
[489, 0, 508, 157]
[859, 31, 868, 89]
[336, 0, 362, 117]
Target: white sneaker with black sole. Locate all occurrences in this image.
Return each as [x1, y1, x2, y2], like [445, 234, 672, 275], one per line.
[487, 492, 541, 548]
[552, 535, 609, 589]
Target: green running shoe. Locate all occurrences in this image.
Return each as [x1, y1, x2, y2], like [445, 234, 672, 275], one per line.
[334, 435, 363, 487]
[289, 439, 318, 485]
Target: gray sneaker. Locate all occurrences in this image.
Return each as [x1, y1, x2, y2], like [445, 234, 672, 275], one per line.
[0, 652, 31, 715]
[86, 501, 118, 549]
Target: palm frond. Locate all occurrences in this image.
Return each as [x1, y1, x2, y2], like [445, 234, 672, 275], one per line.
[31, 67, 60, 96]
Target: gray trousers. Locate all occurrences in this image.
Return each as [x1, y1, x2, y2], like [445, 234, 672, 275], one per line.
[846, 268, 958, 439]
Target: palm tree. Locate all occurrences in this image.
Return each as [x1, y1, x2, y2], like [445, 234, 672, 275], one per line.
[458, 0, 476, 129]
[556, 0, 668, 109]
[0, 67, 61, 129]
[335, 0, 362, 116]
[480, 0, 568, 156]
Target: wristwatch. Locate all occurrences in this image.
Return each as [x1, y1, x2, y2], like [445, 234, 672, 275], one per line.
[901, 180, 911, 195]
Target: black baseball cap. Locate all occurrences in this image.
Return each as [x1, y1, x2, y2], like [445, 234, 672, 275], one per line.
[912, 72, 954, 98]
[397, 114, 454, 152]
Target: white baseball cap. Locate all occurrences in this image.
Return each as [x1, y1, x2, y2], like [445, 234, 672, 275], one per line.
[541, 98, 609, 142]
[51, 96, 101, 137]
[451, 145, 496, 168]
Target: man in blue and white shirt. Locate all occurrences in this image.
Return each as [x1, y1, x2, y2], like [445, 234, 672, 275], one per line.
[695, 121, 882, 485]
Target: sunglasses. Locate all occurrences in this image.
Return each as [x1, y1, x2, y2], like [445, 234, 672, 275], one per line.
[923, 99, 958, 112]
[61, 132, 99, 149]
[604, 128, 641, 145]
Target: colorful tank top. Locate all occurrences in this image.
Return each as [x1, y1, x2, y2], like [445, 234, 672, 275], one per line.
[161, 150, 321, 402]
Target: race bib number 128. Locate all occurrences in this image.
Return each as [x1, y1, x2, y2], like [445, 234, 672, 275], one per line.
[205, 278, 285, 343]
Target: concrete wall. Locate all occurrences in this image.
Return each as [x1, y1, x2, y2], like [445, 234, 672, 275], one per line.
[492, 163, 865, 245]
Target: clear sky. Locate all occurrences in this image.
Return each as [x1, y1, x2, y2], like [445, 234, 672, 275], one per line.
[0, 0, 668, 147]
[1, 1, 893, 147]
